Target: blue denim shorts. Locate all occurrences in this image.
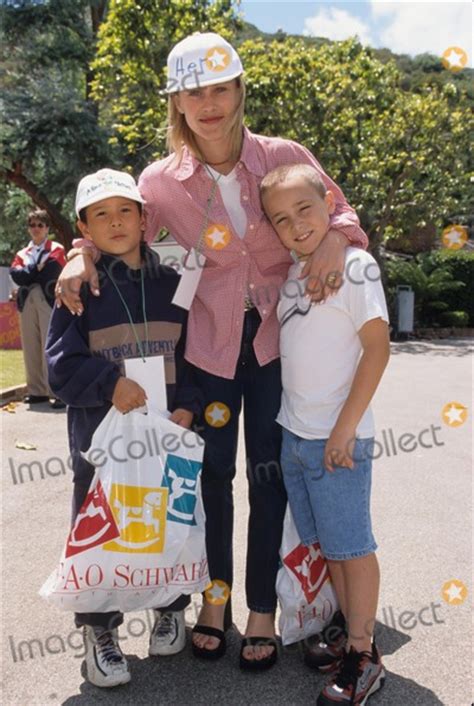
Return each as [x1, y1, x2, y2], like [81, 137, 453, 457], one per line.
[281, 428, 377, 561]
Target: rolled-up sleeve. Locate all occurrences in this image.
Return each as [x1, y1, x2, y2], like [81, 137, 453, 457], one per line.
[290, 142, 368, 249]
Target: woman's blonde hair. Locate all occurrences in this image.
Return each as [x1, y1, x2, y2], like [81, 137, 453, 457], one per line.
[166, 78, 246, 165]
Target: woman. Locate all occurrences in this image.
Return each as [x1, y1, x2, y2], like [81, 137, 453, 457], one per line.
[57, 32, 368, 670]
[10, 209, 66, 409]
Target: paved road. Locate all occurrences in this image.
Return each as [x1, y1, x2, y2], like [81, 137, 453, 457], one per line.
[1, 339, 472, 706]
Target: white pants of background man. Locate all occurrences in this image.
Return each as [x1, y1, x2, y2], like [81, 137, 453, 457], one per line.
[19, 284, 52, 397]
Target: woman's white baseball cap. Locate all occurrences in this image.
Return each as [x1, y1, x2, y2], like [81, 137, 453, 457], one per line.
[166, 32, 243, 94]
[75, 168, 145, 216]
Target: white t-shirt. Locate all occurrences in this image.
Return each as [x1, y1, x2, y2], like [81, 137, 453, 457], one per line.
[206, 166, 247, 239]
[277, 248, 389, 439]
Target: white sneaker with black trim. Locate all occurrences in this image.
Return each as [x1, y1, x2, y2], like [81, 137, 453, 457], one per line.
[149, 609, 186, 656]
[84, 626, 131, 688]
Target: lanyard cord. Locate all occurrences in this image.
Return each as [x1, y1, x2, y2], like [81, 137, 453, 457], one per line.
[194, 165, 222, 256]
[104, 263, 149, 362]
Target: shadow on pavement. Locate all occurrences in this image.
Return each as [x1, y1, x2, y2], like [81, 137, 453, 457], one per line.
[23, 405, 66, 414]
[61, 625, 443, 706]
[390, 339, 472, 357]
[375, 620, 411, 656]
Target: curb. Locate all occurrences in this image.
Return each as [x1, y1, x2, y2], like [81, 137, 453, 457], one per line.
[415, 327, 474, 339]
[1, 384, 27, 403]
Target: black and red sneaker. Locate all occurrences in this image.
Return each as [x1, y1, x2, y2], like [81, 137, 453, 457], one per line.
[317, 642, 386, 706]
[304, 610, 347, 672]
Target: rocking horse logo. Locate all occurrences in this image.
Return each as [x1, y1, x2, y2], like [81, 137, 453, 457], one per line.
[103, 484, 169, 554]
[283, 543, 329, 604]
[65, 481, 120, 558]
[163, 454, 201, 526]
[65, 481, 169, 556]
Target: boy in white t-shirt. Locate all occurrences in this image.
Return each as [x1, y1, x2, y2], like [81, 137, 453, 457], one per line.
[260, 164, 390, 706]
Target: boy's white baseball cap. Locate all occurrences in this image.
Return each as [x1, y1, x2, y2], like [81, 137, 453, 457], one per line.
[75, 168, 145, 216]
[166, 32, 243, 94]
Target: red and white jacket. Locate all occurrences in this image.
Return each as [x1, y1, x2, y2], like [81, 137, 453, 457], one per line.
[10, 239, 66, 312]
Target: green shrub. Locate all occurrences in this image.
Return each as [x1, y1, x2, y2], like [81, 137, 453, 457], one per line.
[426, 250, 474, 325]
[437, 311, 470, 327]
[384, 253, 467, 327]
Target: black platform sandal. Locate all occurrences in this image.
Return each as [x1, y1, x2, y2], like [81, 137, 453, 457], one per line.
[192, 624, 227, 660]
[239, 636, 278, 671]
[191, 597, 232, 661]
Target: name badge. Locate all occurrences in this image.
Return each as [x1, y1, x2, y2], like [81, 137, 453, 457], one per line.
[172, 248, 206, 310]
[125, 356, 167, 414]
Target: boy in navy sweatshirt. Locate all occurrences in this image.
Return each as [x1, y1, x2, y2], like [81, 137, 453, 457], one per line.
[46, 169, 201, 688]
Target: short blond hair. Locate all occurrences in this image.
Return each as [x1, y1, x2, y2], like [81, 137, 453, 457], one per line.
[166, 78, 246, 164]
[260, 163, 327, 201]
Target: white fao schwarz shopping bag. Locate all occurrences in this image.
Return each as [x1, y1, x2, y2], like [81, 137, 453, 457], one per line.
[277, 507, 339, 646]
[40, 408, 209, 613]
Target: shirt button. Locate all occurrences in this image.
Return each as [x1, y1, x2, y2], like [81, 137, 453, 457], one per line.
[249, 283, 255, 289]
[243, 195, 249, 201]
[241, 250, 247, 255]
[249, 224, 255, 230]
[262, 309, 267, 315]
[238, 163, 243, 169]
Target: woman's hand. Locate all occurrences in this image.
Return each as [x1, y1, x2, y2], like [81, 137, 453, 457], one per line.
[55, 252, 100, 315]
[170, 408, 194, 429]
[112, 377, 147, 414]
[300, 229, 347, 302]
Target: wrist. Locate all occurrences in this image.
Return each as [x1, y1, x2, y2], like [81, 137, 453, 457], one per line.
[66, 247, 96, 262]
[66, 248, 92, 262]
[328, 228, 349, 248]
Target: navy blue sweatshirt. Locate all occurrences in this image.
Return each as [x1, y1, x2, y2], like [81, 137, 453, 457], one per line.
[46, 246, 202, 485]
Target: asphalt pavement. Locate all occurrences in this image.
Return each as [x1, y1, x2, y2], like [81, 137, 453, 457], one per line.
[1, 339, 472, 706]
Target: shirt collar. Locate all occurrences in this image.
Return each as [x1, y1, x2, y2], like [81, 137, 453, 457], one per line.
[239, 127, 266, 176]
[99, 244, 160, 281]
[28, 240, 46, 252]
[173, 127, 265, 181]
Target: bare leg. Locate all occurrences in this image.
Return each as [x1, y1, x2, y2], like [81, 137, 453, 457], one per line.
[326, 560, 347, 619]
[328, 553, 380, 653]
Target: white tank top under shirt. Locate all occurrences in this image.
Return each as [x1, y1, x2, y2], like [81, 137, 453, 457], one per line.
[206, 166, 247, 239]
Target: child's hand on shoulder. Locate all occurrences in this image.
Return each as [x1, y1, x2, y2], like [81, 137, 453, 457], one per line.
[112, 377, 147, 414]
[324, 425, 356, 472]
[170, 408, 193, 429]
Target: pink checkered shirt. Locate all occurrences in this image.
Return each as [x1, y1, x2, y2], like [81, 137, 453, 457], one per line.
[139, 128, 368, 379]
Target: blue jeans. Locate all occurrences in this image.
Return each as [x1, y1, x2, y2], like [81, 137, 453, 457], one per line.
[193, 308, 287, 612]
[281, 429, 377, 560]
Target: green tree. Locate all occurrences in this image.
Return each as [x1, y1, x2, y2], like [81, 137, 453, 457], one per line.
[240, 37, 473, 254]
[0, 0, 112, 256]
